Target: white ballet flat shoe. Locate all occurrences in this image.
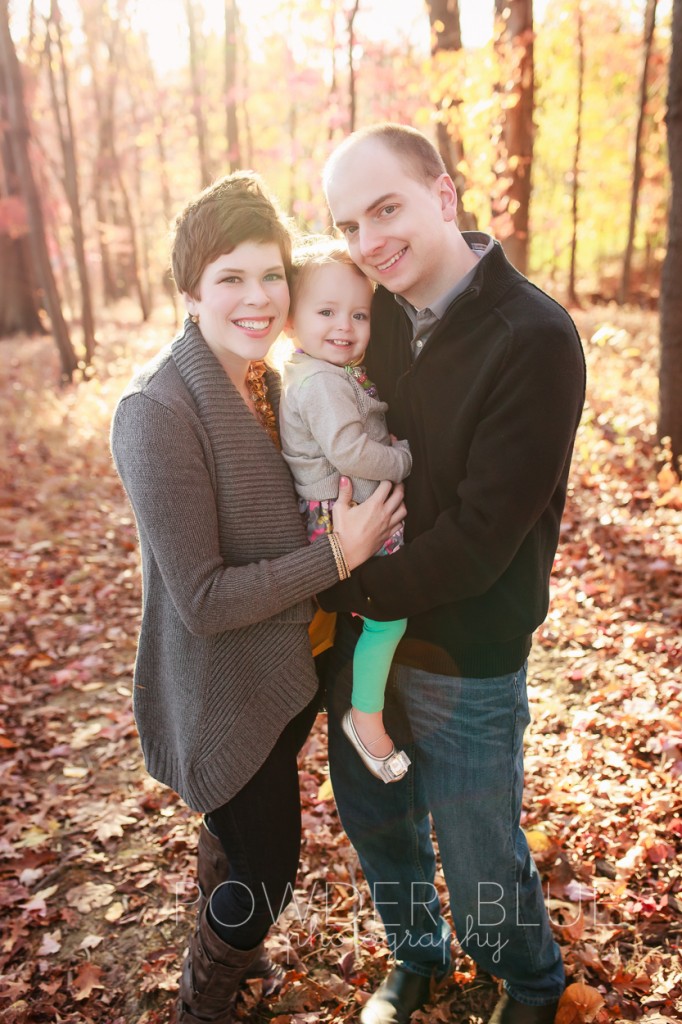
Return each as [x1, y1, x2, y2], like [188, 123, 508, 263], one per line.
[341, 709, 411, 783]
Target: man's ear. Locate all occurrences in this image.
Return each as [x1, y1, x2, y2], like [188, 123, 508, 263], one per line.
[436, 174, 458, 223]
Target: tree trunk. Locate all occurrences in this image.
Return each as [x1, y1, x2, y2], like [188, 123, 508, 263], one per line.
[287, 97, 297, 217]
[0, 0, 77, 378]
[83, 5, 147, 312]
[0, 38, 44, 336]
[225, 0, 240, 171]
[493, 0, 534, 274]
[138, 36, 174, 227]
[113, 156, 151, 322]
[46, 0, 96, 360]
[347, 0, 360, 132]
[426, 0, 476, 230]
[82, 6, 125, 304]
[185, 0, 212, 187]
[568, 5, 585, 306]
[324, 5, 340, 230]
[27, 0, 37, 46]
[237, 13, 253, 168]
[0, 232, 45, 336]
[130, 120, 153, 317]
[284, 2, 297, 217]
[659, 0, 682, 468]
[619, 0, 659, 304]
[118, 38, 155, 317]
[141, 42, 179, 324]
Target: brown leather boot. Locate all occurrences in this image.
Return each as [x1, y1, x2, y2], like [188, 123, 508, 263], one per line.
[196, 819, 285, 996]
[360, 966, 434, 1024]
[177, 904, 264, 1023]
[196, 818, 230, 915]
[488, 992, 559, 1024]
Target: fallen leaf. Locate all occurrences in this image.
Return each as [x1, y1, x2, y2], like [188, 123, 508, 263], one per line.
[525, 829, 556, 853]
[317, 778, 334, 801]
[556, 982, 605, 1024]
[104, 901, 124, 922]
[23, 884, 59, 914]
[72, 962, 104, 1001]
[66, 881, 116, 913]
[38, 930, 61, 955]
[657, 465, 678, 493]
[89, 811, 138, 843]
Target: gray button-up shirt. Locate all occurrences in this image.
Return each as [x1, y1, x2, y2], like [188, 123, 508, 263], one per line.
[396, 233, 494, 359]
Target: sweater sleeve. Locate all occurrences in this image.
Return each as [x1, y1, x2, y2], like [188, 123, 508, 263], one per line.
[299, 371, 412, 483]
[111, 393, 340, 635]
[318, 314, 585, 620]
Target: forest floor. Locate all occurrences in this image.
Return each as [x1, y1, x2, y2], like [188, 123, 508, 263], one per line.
[1, 303, 681, 1024]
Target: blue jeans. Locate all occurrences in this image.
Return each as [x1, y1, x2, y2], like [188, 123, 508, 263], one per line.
[325, 616, 565, 1006]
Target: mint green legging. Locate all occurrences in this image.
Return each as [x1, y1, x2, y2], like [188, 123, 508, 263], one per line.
[351, 616, 408, 713]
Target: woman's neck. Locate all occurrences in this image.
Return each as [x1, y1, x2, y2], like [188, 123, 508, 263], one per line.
[219, 355, 250, 397]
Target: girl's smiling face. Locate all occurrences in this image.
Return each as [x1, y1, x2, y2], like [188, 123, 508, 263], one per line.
[291, 262, 372, 367]
[184, 241, 290, 379]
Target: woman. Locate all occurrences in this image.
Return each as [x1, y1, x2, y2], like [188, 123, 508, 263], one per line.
[110, 172, 404, 1023]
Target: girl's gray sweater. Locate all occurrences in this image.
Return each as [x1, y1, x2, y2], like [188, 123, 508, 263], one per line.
[279, 351, 412, 504]
[110, 321, 340, 812]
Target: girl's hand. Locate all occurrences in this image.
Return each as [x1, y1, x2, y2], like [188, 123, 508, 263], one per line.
[331, 477, 406, 571]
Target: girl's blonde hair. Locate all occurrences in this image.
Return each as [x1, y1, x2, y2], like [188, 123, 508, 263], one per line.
[290, 235, 372, 308]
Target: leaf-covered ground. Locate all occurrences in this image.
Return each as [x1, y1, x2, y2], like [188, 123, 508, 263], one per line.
[1, 305, 680, 1024]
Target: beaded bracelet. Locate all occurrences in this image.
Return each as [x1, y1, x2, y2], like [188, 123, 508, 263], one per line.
[328, 533, 350, 580]
[328, 532, 351, 581]
[327, 533, 344, 579]
[336, 535, 351, 579]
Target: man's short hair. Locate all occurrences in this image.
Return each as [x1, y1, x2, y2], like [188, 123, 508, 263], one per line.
[324, 123, 446, 192]
[171, 172, 293, 299]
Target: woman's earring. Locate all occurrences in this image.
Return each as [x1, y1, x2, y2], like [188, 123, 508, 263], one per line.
[190, 313, 200, 325]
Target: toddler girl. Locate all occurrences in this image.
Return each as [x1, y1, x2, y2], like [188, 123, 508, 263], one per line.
[279, 239, 411, 783]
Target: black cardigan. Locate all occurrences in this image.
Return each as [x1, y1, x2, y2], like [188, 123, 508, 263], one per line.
[319, 239, 586, 678]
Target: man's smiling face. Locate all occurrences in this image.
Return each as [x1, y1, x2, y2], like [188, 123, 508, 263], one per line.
[325, 137, 458, 309]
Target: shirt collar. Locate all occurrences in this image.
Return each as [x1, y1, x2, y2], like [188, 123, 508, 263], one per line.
[395, 232, 495, 322]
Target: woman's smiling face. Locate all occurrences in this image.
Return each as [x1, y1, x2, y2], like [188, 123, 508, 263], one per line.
[184, 241, 290, 377]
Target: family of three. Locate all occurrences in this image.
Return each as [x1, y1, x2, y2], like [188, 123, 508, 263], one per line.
[111, 123, 586, 1024]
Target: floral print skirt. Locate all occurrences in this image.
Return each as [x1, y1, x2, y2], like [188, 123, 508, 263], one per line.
[300, 498, 403, 557]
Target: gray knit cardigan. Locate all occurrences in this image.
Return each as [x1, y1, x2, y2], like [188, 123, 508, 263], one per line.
[110, 320, 341, 813]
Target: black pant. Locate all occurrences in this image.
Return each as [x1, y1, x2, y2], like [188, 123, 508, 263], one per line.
[205, 689, 320, 949]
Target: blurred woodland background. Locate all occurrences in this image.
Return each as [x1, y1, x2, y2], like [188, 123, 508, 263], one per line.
[1, 2, 682, 1023]
[1, 0, 681, 461]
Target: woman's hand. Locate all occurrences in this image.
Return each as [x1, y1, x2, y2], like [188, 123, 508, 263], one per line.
[331, 477, 406, 571]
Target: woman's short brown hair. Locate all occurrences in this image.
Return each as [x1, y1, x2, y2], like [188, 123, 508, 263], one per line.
[171, 172, 294, 299]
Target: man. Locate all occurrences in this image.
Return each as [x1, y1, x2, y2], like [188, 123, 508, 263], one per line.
[318, 124, 586, 1024]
